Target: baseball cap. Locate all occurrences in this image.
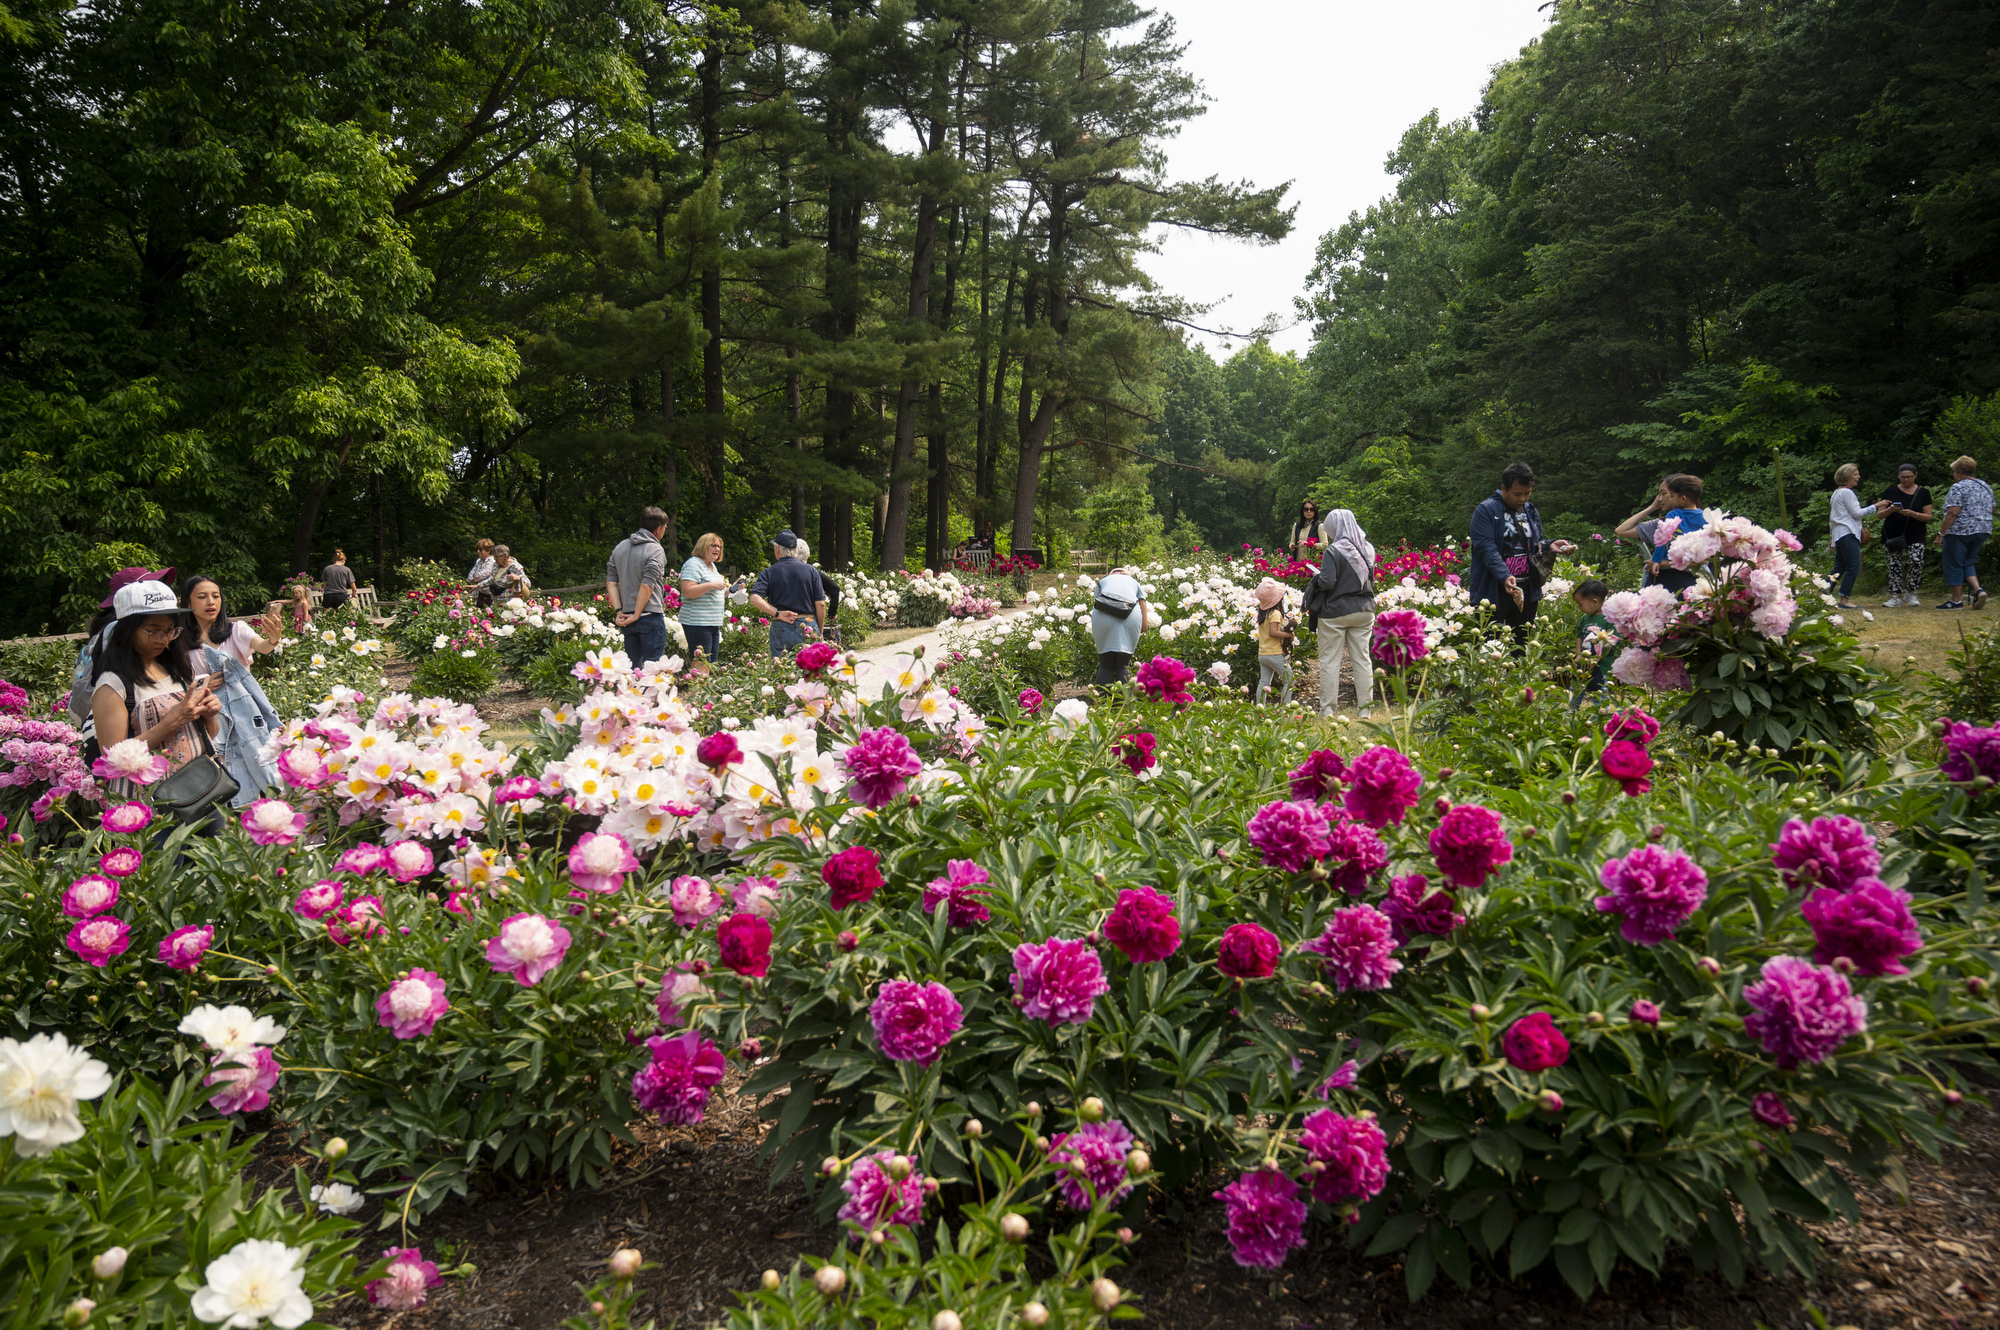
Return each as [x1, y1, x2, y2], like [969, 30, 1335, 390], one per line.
[772, 529, 799, 550]
[110, 581, 193, 621]
[100, 565, 176, 608]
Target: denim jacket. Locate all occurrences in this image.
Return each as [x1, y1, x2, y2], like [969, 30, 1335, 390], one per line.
[199, 646, 281, 806]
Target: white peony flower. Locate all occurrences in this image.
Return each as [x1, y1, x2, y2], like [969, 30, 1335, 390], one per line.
[310, 1182, 364, 1215]
[1051, 698, 1089, 728]
[190, 1239, 314, 1328]
[178, 1005, 287, 1058]
[432, 634, 449, 650]
[0, 1032, 113, 1156]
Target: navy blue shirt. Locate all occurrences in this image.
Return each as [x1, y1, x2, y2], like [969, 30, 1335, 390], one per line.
[1467, 492, 1548, 607]
[750, 557, 826, 617]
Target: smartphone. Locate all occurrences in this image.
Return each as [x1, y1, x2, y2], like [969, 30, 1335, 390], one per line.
[189, 673, 211, 692]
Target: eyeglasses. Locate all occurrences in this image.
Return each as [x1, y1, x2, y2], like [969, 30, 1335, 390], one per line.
[137, 623, 178, 639]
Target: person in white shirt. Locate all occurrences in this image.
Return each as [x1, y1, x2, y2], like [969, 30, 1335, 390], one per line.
[1827, 464, 1891, 609]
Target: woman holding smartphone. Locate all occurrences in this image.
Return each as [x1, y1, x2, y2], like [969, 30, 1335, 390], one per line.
[89, 581, 220, 793]
[1877, 463, 1934, 607]
[180, 573, 282, 668]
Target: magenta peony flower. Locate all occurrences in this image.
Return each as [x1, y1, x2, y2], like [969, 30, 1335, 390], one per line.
[1012, 936, 1110, 1025]
[1316, 1061, 1360, 1097]
[367, 1247, 443, 1311]
[1016, 687, 1045, 714]
[717, 912, 774, 977]
[1115, 730, 1158, 776]
[336, 843, 390, 877]
[1133, 655, 1196, 707]
[1751, 1092, 1794, 1129]
[494, 775, 542, 804]
[923, 860, 993, 928]
[61, 874, 120, 919]
[1501, 1012, 1570, 1071]
[294, 879, 344, 921]
[1103, 886, 1181, 963]
[1371, 608, 1430, 669]
[1941, 720, 2000, 784]
[100, 801, 154, 835]
[1342, 746, 1423, 828]
[668, 874, 721, 927]
[1428, 804, 1514, 890]
[1288, 749, 1349, 801]
[632, 1030, 727, 1125]
[1630, 999, 1661, 1026]
[1769, 816, 1880, 893]
[1299, 1109, 1391, 1205]
[1323, 810, 1390, 895]
[98, 846, 144, 879]
[157, 924, 214, 971]
[1742, 955, 1868, 1068]
[1301, 905, 1402, 992]
[240, 798, 309, 847]
[1594, 845, 1708, 945]
[1600, 740, 1655, 797]
[1246, 799, 1333, 873]
[1603, 707, 1662, 745]
[869, 979, 964, 1065]
[1216, 1167, 1309, 1269]
[276, 745, 332, 790]
[385, 840, 434, 883]
[823, 845, 884, 910]
[375, 968, 449, 1039]
[696, 731, 743, 769]
[842, 727, 923, 809]
[205, 1047, 281, 1114]
[1217, 922, 1282, 979]
[567, 831, 639, 894]
[327, 895, 385, 946]
[655, 963, 708, 1027]
[64, 915, 130, 966]
[795, 641, 840, 676]
[1802, 881, 1922, 977]
[838, 1150, 926, 1232]
[1380, 872, 1464, 943]
[484, 913, 572, 986]
[1047, 1119, 1135, 1209]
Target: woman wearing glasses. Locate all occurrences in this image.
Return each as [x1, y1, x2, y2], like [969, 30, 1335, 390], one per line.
[89, 581, 221, 791]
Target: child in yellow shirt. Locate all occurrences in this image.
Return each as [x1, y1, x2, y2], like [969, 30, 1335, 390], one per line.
[1253, 580, 1296, 704]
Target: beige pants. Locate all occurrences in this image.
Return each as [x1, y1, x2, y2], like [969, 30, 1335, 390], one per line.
[1318, 612, 1375, 714]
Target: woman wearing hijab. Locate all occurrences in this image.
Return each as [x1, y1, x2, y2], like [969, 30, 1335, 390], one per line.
[1088, 565, 1151, 686]
[1302, 510, 1378, 718]
[1287, 498, 1323, 564]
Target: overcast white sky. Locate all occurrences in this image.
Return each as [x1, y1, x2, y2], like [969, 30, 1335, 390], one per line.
[1146, 0, 1553, 358]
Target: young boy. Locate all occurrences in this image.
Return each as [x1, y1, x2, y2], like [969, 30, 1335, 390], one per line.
[1573, 579, 1614, 694]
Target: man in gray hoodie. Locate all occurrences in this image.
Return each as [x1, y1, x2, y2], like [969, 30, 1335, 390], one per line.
[605, 507, 671, 666]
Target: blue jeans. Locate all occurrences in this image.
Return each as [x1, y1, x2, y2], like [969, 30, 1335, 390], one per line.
[682, 623, 722, 664]
[622, 615, 668, 668]
[1832, 534, 1861, 598]
[1943, 532, 1989, 589]
[768, 618, 810, 658]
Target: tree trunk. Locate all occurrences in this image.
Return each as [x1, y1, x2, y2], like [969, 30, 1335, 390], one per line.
[290, 440, 354, 573]
[881, 105, 949, 571]
[660, 365, 679, 563]
[699, 32, 727, 531]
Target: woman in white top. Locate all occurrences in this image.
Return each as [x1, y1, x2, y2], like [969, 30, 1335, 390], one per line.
[1828, 464, 1889, 609]
[90, 581, 220, 789]
[180, 574, 281, 669]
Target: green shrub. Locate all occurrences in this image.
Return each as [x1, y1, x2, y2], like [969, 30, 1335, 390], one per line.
[1928, 618, 2000, 724]
[520, 635, 596, 702]
[412, 646, 498, 702]
[0, 637, 80, 713]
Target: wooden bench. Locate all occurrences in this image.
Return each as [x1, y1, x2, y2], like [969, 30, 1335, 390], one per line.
[1073, 548, 1106, 572]
[290, 586, 392, 627]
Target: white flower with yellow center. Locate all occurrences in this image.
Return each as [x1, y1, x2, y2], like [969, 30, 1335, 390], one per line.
[0, 1032, 112, 1157]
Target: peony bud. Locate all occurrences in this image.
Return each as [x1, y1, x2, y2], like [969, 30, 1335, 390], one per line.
[1116, 1227, 1137, 1245]
[1944, 1089, 1964, 1107]
[1647, 824, 1666, 842]
[323, 1137, 349, 1163]
[1561, 790, 1576, 805]
[869, 1229, 886, 1246]
[821, 1156, 843, 1177]
[813, 1265, 848, 1297]
[1092, 872, 1107, 886]
[837, 930, 858, 952]
[1080, 1096, 1106, 1122]
[1019, 1302, 1050, 1328]
[608, 1249, 642, 1279]
[934, 1313, 964, 1330]
[1698, 956, 1722, 978]
[1438, 767, 1454, 781]
[1538, 1089, 1564, 1113]
[64, 1300, 95, 1328]
[1469, 1003, 1490, 1022]
[887, 1154, 912, 1180]
[761, 1270, 781, 1290]
[1091, 1279, 1122, 1312]
[1523, 687, 1536, 705]
[1969, 976, 1990, 998]
[1585, 1011, 1604, 1026]
[923, 1176, 939, 1196]
[91, 1248, 127, 1280]
[1308, 863, 1329, 882]
[1000, 1213, 1030, 1244]
[738, 1038, 763, 1060]
[1833, 955, 1854, 974]
[591, 1302, 607, 1316]
[1215, 846, 1231, 862]
[1433, 797, 1452, 817]
[1126, 1149, 1151, 1176]
[1025, 1101, 1042, 1119]
[964, 1118, 984, 1138]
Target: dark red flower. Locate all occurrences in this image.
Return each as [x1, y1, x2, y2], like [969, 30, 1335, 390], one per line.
[822, 846, 883, 910]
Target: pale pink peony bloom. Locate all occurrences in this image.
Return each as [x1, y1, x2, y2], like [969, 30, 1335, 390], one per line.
[93, 739, 168, 786]
[64, 915, 130, 966]
[100, 802, 155, 835]
[568, 831, 639, 893]
[375, 969, 449, 1038]
[485, 913, 571, 986]
[205, 1047, 281, 1114]
[240, 799, 309, 846]
[366, 1247, 443, 1311]
[385, 840, 434, 883]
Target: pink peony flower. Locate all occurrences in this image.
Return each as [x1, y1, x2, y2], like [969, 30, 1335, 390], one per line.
[337, 843, 390, 877]
[1246, 799, 1333, 873]
[385, 840, 434, 883]
[668, 875, 721, 927]
[568, 831, 639, 894]
[1047, 1119, 1135, 1209]
[327, 895, 384, 946]
[157, 924, 214, 971]
[1370, 609, 1430, 669]
[1600, 740, 1655, 797]
[869, 979, 964, 1065]
[484, 913, 572, 986]
[1342, 746, 1423, 828]
[695, 731, 743, 769]
[1802, 881, 1923, 977]
[1012, 936, 1110, 1025]
[1317, 1061, 1361, 1097]
[1016, 688, 1045, 714]
[1103, 886, 1181, 963]
[239, 798, 308, 846]
[1288, 749, 1349, 801]
[1610, 645, 1660, 689]
[276, 746, 333, 790]
[838, 1150, 926, 1232]
[1630, 999, 1661, 1026]
[1299, 1109, 1390, 1205]
[1603, 708, 1661, 745]
[1216, 1167, 1309, 1269]
[632, 1030, 727, 1125]
[1323, 810, 1390, 895]
[1751, 1092, 1794, 1130]
[1743, 956, 1868, 1068]
[842, 727, 922, 809]
[922, 859, 993, 927]
[655, 963, 709, 1027]
[100, 801, 155, 835]
[205, 1047, 281, 1114]
[1652, 655, 1691, 691]
[293, 880, 344, 921]
[1594, 845, 1709, 945]
[1217, 922, 1282, 979]
[1302, 905, 1401, 992]
[93, 738, 169, 785]
[1380, 872, 1464, 943]
[823, 846, 883, 910]
[1115, 730, 1158, 776]
[795, 641, 840, 676]
[1428, 804, 1513, 890]
[61, 874, 120, 919]
[97, 846, 144, 878]
[494, 775, 542, 804]
[1134, 655, 1197, 707]
[375, 968, 449, 1038]
[1770, 816, 1880, 893]
[1940, 720, 2000, 784]
[1501, 1012, 1569, 1071]
[64, 914, 130, 966]
[367, 1247, 443, 1311]
[717, 912, 773, 977]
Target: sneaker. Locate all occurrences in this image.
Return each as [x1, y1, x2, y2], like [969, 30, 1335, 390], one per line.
[1882, 596, 1904, 607]
[1977, 588, 1991, 610]
[1908, 596, 1922, 607]
[1938, 601, 1965, 610]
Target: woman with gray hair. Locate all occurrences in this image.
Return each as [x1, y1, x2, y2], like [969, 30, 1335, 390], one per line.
[1302, 510, 1377, 717]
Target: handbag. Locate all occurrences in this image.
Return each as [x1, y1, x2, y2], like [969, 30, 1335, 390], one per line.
[1884, 533, 1909, 553]
[1092, 594, 1137, 620]
[153, 724, 238, 823]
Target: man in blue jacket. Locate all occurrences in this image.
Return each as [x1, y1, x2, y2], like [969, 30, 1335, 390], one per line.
[1469, 462, 1576, 649]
